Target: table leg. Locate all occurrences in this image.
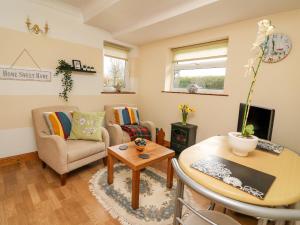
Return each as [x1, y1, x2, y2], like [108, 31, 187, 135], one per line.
[132, 170, 140, 210]
[208, 202, 216, 210]
[107, 154, 114, 185]
[167, 157, 174, 188]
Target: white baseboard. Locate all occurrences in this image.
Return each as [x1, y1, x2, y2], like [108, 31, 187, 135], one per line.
[0, 127, 36, 158]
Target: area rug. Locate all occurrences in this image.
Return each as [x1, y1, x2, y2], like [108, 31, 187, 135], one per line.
[89, 164, 194, 225]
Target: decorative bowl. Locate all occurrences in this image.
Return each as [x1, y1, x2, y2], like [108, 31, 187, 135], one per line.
[228, 132, 258, 157]
[136, 145, 146, 151]
[134, 138, 147, 152]
[187, 84, 199, 93]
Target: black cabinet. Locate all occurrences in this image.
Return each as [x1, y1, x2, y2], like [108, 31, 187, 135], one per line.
[170, 122, 198, 154]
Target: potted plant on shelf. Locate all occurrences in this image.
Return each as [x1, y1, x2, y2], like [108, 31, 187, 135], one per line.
[55, 59, 73, 102]
[113, 79, 123, 93]
[178, 104, 195, 125]
[228, 19, 274, 157]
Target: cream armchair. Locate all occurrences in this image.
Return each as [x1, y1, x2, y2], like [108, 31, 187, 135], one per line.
[32, 105, 109, 185]
[104, 104, 156, 146]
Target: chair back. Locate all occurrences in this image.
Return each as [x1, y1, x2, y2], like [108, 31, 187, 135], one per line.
[31, 105, 79, 149]
[104, 104, 137, 126]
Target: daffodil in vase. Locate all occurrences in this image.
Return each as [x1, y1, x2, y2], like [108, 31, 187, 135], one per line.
[178, 104, 195, 125]
[228, 19, 275, 157]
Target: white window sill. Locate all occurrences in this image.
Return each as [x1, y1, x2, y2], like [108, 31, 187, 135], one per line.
[101, 91, 136, 94]
[161, 90, 228, 97]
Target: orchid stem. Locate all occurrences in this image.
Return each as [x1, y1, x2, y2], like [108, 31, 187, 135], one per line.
[241, 45, 266, 136]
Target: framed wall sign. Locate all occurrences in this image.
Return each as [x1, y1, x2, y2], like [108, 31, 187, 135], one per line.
[0, 48, 52, 82]
[0, 67, 52, 82]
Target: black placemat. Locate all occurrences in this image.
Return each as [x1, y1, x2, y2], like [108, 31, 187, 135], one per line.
[191, 155, 276, 199]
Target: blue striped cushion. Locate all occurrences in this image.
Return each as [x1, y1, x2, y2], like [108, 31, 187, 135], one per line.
[114, 107, 140, 125]
[43, 112, 73, 139]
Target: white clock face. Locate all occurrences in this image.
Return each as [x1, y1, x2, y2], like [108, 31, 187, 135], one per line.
[262, 33, 292, 63]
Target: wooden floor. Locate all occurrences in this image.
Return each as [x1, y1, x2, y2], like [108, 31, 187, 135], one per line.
[0, 158, 257, 225]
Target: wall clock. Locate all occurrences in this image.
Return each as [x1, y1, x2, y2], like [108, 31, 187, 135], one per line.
[262, 33, 292, 63]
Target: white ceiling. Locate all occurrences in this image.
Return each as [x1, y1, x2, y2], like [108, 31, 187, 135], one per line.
[60, 0, 86, 8]
[61, 0, 300, 45]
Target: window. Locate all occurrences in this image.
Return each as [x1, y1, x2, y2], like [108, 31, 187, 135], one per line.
[103, 41, 130, 89]
[171, 39, 228, 92]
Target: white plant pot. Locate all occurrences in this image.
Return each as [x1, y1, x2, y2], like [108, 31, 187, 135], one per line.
[228, 132, 258, 157]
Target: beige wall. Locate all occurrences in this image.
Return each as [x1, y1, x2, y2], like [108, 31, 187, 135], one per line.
[136, 9, 300, 153]
[0, 27, 138, 157]
[1, 7, 300, 158]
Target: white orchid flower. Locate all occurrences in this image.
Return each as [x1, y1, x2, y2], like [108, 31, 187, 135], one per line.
[244, 58, 255, 77]
[241, 19, 275, 136]
[258, 19, 269, 26]
[266, 25, 275, 35]
[252, 20, 274, 51]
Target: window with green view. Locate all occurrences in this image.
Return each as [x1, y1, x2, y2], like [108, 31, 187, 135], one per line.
[103, 41, 130, 89]
[172, 39, 228, 91]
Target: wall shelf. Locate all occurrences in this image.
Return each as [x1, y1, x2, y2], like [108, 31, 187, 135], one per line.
[71, 68, 96, 74]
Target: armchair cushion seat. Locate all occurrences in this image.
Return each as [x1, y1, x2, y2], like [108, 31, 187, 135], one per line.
[67, 140, 106, 163]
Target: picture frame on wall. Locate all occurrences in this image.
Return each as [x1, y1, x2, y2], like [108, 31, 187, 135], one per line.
[72, 60, 82, 70]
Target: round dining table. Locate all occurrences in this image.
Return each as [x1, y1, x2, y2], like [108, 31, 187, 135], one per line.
[179, 136, 300, 208]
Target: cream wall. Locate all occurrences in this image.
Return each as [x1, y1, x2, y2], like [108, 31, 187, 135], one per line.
[1, 2, 300, 158]
[136, 9, 300, 153]
[0, 27, 138, 157]
[0, 0, 138, 158]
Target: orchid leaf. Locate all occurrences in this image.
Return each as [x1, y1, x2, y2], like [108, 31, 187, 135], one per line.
[243, 124, 255, 137]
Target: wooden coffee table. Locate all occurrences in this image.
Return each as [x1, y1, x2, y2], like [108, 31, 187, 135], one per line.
[107, 140, 175, 209]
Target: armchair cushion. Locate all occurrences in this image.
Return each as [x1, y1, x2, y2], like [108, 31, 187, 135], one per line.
[43, 111, 73, 139]
[67, 140, 106, 163]
[114, 107, 140, 125]
[69, 111, 105, 141]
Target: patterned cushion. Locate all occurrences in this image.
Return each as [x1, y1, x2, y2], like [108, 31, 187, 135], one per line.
[43, 112, 73, 139]
[114, 107, 140, 125]
[69, 111, 105, 141]
[121, 125, 151, 141]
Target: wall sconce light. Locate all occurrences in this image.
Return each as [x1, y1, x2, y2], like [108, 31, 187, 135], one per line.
[25, 17, 49, 35]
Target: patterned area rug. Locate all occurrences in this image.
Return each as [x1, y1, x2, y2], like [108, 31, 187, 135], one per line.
[89, 164, 193, 225]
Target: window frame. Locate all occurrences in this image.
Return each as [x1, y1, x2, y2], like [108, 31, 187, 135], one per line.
[170, 39, 228, 94]
[103, 42, 131, 92]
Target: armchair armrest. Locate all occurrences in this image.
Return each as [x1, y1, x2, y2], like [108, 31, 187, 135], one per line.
[140, 121, 156, 142]
[106, 123, 123, 146]
[100, 127, 110, 148]
[39, 133, 68, 174]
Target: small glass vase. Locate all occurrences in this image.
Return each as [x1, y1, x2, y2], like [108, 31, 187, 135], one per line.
[182, 113, 188, 125]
